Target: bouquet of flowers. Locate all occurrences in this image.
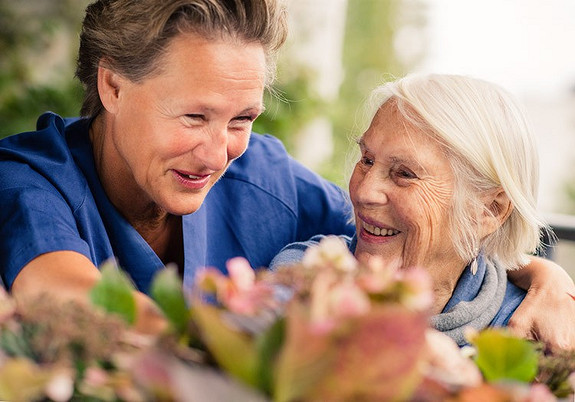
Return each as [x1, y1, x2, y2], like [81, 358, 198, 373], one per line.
[0, 236, 573, 401]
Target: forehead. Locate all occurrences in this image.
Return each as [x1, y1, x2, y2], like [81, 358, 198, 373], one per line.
[362, 102, 449, 167]
[158, 32, 267, 83]
[142, 32, 267, 112]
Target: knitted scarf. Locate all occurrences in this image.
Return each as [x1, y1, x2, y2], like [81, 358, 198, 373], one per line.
[429, 254, 507, 346]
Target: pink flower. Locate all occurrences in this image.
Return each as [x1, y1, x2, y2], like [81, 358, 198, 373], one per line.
[357, 256, 396, 294]
[83, 367, 110, 387]
[302, 236, 358, 273]
[45, 371, 75, 402]
[524, 383, 556, 402]
[422, 329, 482, 388]
[195, 259, 276, 316]
[309, 272, 371, 333]
[329, 280, 371, 319]
[309, 271, 337, 331]
[398, 267, 434, 311]
[226, 257, 256, 292]
[568, 371, 575, 392]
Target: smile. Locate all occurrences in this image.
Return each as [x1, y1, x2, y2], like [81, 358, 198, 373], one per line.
[362, 222, 400, 237]
[182, 173, 202, 180]
[174, 170, 209, 180]
[172, 169, 211, 189]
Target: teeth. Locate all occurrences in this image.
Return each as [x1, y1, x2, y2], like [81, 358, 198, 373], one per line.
[363, 222, 399, 237]
[185, 174, 201, 180]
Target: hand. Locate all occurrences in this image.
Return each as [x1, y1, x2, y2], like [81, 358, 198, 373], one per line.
[13, 251, 168, 336]
[507, 257, 575, 351]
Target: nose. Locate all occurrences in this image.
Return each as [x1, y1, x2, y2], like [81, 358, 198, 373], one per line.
[196, 127, 229, 172]
[351, 168, 389, 206]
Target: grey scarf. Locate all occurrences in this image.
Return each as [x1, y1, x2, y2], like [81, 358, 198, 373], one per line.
[429, 255, 507, 346]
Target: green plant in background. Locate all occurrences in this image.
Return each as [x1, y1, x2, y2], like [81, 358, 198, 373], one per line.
[251, 0, 410, 187]
[563, 180, 575, 215]
[0, 0, 409, 188]
[0, 0, 89, 138]
[322, 0, 416, 187]
[252, 65, 327, 154]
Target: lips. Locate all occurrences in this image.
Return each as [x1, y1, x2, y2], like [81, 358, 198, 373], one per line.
[175, 170, 205, 180]
[172, 169, 212, 189]
[358, 214, 401, 238]
[362, 221, 400, 237]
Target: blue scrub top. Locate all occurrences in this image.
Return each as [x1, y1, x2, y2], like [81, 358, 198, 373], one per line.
[0, 113, 354, 294]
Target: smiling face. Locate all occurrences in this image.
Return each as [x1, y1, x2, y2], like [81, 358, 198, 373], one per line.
[96, 32, 266, 219]
[349, 101, 467, 281]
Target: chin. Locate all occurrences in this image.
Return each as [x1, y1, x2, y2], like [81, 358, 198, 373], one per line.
[163, 196, 207, 216]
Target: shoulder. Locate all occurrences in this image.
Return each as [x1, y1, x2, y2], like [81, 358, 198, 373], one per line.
[491, 280, 527, 327]
[222, 132, 351, 219]
[225, 133, 346, 196]
[0, 112, 90, 206]
[269, 234, 354, 270]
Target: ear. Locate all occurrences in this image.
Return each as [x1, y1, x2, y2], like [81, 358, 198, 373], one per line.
[97, 61, 124, 115]
[478, 188, 513, 239]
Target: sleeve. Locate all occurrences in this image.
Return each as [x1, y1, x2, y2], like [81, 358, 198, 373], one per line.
[0, 184, 91, 289]
[288, 156, 355, 241]
[268, 234, 326, 270]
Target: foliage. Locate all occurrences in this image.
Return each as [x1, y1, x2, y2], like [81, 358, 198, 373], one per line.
[469, 328, 539, 383]
[90, 261, 137, 325]
[150, 265, 191, 338]
[0, 0, 89, 138]
[537, 348, 575, 398]
[252, 66, 327, 154]
[1, 0, 408, 187]
[0, 237, 573, 401]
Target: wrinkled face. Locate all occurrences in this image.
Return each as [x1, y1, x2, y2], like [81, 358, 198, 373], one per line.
[105, 32, 266, 216]
[349, 102, 465, 274]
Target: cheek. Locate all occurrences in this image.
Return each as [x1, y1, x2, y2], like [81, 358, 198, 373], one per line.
[348, 167, 362, 204]
[227, 132, 251, 160]
[400, 185, 452, 236]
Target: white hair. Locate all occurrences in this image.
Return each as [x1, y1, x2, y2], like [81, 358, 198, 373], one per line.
[360, 73, 549, 270]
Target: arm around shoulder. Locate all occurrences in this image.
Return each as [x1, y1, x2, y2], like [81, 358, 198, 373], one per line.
[507, 256, 575, 351]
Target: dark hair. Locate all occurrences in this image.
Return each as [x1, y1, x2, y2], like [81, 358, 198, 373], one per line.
[76, 0, 288, 117]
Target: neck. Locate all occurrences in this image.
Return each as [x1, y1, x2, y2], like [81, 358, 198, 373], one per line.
[428, 263, 467, 315]
[89, 115, 183, 267]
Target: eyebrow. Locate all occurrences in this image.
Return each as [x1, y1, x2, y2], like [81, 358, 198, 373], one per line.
[192, 104, 265, 116]
[358, 138, 427, 171]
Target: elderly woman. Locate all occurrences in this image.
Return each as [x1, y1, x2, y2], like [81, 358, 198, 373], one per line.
[0, 1, 573, 346]
[271, 73, 565, 346]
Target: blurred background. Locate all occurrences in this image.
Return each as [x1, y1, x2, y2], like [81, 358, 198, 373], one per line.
[1, 0, 574, 274]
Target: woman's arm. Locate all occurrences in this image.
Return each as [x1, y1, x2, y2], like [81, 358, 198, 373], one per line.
[12, 251, 167, 335]
[507, 256, 575, 351]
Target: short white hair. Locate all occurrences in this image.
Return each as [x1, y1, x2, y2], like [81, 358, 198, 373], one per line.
[361, 73, 549, 270]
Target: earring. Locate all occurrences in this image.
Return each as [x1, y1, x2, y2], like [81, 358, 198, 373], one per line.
[470, 249, 479, 275]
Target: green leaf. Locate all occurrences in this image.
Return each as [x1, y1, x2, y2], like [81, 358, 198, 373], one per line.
[150, 266, 190, 335]
[90, 261, 137, 325]
[471, 328, 539, 383]
[255, 318, 285, 393]
[192, 302, 259, 388]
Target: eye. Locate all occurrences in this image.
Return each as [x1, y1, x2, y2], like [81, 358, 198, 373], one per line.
[397, 168, 416, 179]
[392, 166, 418, 184]
[235, 115, 257, 122]
[229, 114, 258, 130]
[185, 114, 205, 120]
[360, 156, 374, 167]
[182, 114, 206, 126]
